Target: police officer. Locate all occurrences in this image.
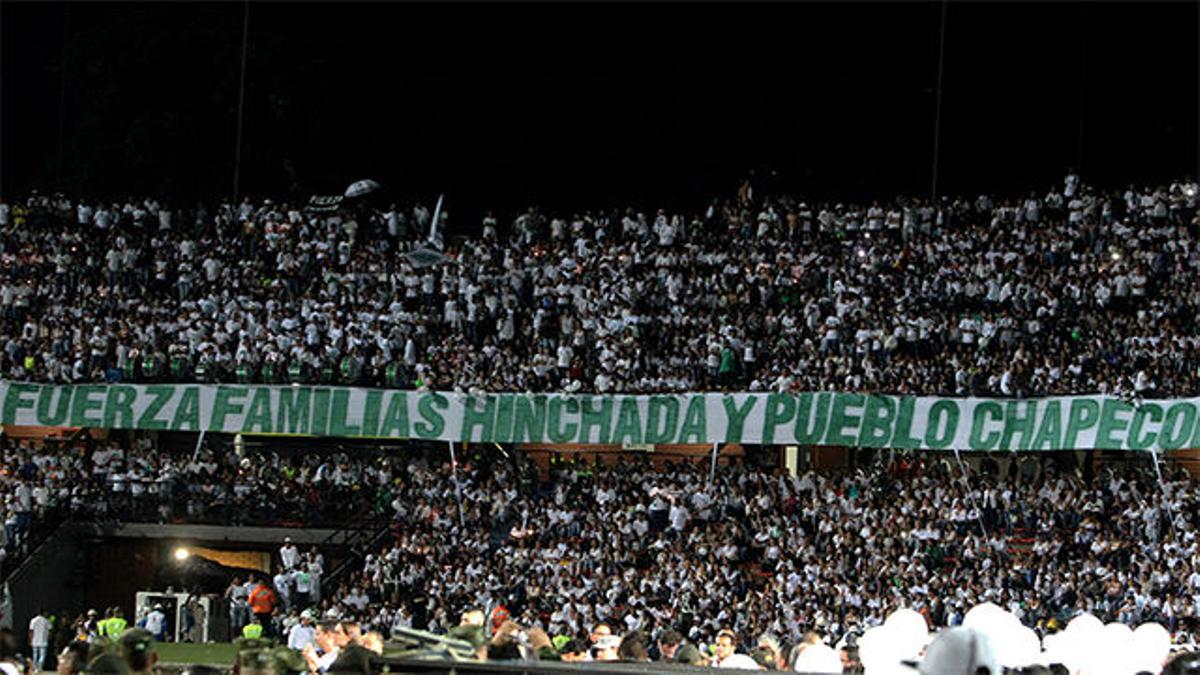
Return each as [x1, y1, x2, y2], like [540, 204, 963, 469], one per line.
[243, 616, 265, 640]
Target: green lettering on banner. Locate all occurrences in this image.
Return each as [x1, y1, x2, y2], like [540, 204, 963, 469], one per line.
[1159, 402, 1196, 450]
[242, 388, 274, 433]
[890, 397, 922, 449]
[171, 387, 201, 431]
[494, 394, 516, 443]
[858, 395, 896, 448]
[414, 393, 448, 438]
[1031, 400, 1063, 450]
[825, 393, 864, 447]
[102, 386, 137, 428]
[15, 384, 1200, 449]
[512, 395, 547, 443]
[722, 396, 757, 443]
[328, 389, 360, 437]
[924, 400, 959, 448]
[210, 386, 249, 431]
[969, 402, 1002, 450]
[577, 397, 613, 444]
[999, 401, 1038, 450]
[547, 397, 579, 443]
[361, 390, 383, 437]
[678, 396, 707, 443]
[762, 394, 796, 444]
[611, 397, 643, 445]
[1063, 399, 1101, 448]
[36, 385, 72, 427]
[1096, 399, 1134, 449]
[461, 396, 496, 442]
[645, 397, 679, 444]
[378, 392, 410, 438]
[135, 385, 174, 430]
[2, 383, 38, 425]
[793, 393, 830, 444]
[1128, 403, 1163, 451]
[310, 389, 332, 436]
[1189, 404, 1200, 448]
[68, 384, 105, 427]
[277, 388, 312, 434]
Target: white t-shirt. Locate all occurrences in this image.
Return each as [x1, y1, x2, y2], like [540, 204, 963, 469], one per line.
[288, 623, 316, 650]
[144, 610, 166, 635]
[29, 615, 51, 646]
[280, 544, 300, 570]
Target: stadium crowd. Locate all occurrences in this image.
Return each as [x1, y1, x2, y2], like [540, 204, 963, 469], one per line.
[307, 451, 1200, 649]
[8, 431, 1200, 671]
[1, 175, 1198, 397]
[0, 436, 402, 578]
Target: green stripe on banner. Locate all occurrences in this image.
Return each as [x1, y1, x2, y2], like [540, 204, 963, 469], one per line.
[0, 381, 1193, 450]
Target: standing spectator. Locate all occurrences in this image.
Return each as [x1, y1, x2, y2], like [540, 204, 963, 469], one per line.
[28, 609, 50, 670]
[279, 538, 299, 571]
[248, 578, 277, 638]
[272, 567, 293, 615]
[287, 612, 315, 651]
[142, 605, 166, 643]
[226, 577, 248, 640]
[292, 566, 312, 612]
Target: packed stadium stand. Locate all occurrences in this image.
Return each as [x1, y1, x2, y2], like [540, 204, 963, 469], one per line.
[2, 175, 1199, 674]
[1, 177, 1197, 397]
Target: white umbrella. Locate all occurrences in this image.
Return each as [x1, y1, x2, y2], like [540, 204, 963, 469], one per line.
[343, 179, 381, 198]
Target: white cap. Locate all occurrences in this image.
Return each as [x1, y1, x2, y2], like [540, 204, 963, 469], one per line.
[917, 628, 1000, 675]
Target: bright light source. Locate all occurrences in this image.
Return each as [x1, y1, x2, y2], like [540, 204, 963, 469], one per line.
[174, 547, 191, 561]
[1112, 252, 1121, 261]
[1185, 186, 1197, 197]
[857, 249, 867, 258]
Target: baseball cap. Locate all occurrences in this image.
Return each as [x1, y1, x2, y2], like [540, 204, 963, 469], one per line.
[914, 628, 1001, 675]
[447, 625, 486, 650]
[792, 643, 843, 674]
[560, 639, 588, 657]
[718, 653, 761, 669]
[84, 654, 132, 675]
[119, 629, 155, 658]
[675, 643, 706, 665]
[238, 646, 305, 674]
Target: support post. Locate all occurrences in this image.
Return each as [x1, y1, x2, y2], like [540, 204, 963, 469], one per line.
[448, 441, 466, 528]
[1148, 447, 1176, 539]
[953, 447, 988, 537]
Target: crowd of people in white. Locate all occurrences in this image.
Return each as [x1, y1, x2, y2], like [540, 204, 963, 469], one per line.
[0, 173, 1197, 397]
[300, 449, 1200, 670]
[7, 431, 1200, 671]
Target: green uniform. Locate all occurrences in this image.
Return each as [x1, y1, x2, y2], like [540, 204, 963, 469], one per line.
[108, 617, 128, 638]
[243, 623, 265, 640]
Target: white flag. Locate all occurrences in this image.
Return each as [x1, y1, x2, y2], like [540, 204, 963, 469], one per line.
[428, 194, 444, 251]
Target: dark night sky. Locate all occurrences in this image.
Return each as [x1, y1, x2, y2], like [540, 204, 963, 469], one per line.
[1, 2, 1197, 225]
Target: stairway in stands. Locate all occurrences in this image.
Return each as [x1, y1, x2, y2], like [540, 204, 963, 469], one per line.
[319, 513, 398, 594]
[1006, 527, 1037, 558]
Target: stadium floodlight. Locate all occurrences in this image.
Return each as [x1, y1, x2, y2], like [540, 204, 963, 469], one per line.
[174, 547, 191, 562]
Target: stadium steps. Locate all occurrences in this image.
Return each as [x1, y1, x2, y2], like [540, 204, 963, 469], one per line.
[1005, 527, 1037, 558]
[320, 514, 397, 592]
